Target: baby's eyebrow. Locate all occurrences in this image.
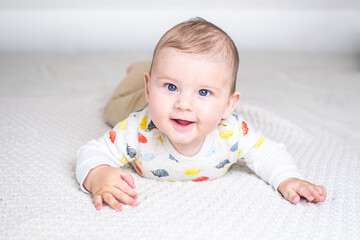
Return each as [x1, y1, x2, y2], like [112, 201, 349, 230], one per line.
[157, 75, 179, 83]
[197, 84, 215, 91]
[200, 78, 229, 91]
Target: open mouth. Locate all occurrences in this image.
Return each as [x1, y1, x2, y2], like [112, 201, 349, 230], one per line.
[174, 119, 193, 126]
[171, 119, 195, 129]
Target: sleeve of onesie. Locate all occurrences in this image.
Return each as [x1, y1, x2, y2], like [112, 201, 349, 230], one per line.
[76, 116, 139, 193]
[235, 115, 304, 190]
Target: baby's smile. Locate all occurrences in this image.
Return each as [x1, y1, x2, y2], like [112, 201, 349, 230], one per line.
[171, 118, 195, 131]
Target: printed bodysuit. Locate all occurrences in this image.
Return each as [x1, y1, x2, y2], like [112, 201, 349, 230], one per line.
[76, 107, 303, 192]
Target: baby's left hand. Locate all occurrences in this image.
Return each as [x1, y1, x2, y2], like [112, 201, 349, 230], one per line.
[278, 178, 327, 204]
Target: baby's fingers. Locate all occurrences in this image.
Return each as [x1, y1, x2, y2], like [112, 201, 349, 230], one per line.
[296, 184, 326, 203]
[297, 185, 316, 202]
[112, 186, 138, 207]
[119, 169, 136, 189]
[116, 180, 138, 200]
[284, 188, 301, 204]
[102, 192, 123, 212]
[93, 194, 103, 210]
[309, 185, 327, 203]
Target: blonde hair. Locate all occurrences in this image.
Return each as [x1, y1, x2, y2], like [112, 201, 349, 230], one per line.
[150, 17, 239, 93]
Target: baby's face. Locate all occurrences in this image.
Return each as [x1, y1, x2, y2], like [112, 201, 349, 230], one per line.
[145, 48, 240, 156]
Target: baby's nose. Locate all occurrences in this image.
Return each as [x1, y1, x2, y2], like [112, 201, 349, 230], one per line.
[175, 93, 194, 111]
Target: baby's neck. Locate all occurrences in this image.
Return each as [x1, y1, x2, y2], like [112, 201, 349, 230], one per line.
[170, 137, 206, 157]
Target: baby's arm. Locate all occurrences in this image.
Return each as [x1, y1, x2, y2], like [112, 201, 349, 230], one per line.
[233, 115, 326, 204]
[83, 164, 138, 211]
[76, 116, 140, 211]
[278, 178, 326, 204]
[245, 140, 327, 204]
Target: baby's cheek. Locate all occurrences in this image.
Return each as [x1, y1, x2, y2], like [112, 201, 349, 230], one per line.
[198, 121, 220, 135]
[149, 102, 173, 133]
[198, 112, 223, 134]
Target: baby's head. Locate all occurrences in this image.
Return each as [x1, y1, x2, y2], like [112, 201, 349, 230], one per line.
[144, 17, 241, 156]
[150, 17, 239, 93]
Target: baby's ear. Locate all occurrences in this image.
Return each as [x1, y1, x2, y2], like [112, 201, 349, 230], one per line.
[222, 91, 240, 120]
[144, 72, 151, 102]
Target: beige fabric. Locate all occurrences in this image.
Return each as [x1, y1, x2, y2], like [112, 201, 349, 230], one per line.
[104, 62, 150, 126]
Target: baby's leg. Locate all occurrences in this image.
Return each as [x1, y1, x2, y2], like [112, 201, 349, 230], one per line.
[104, 62, 150, 127]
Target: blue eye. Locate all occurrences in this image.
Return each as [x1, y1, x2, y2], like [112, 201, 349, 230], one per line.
[166, 84, 178, 92]
[199, 89, 210, 96]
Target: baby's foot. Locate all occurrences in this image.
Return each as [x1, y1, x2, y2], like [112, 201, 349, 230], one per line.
[127, 61, 151, 74]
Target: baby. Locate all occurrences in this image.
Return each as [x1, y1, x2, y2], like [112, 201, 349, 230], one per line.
[76, 17, 326, 211]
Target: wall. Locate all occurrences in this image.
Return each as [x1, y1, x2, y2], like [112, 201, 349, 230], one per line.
[0, 0, 359, 53]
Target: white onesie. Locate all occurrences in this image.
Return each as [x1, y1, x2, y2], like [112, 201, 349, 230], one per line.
[76, 107, 303, 192]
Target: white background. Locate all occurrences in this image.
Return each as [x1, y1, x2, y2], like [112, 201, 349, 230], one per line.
[1, 0, 359, 53]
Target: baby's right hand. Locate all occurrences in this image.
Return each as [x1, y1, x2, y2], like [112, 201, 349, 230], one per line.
[83, 165, 138, 211]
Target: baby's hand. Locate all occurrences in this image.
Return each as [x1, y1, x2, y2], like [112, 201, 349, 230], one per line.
[277, 178, 326, 204]
[83, 165, 138, 211]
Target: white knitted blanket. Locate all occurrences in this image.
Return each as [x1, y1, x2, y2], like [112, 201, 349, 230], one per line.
[0, 54, 359, 240]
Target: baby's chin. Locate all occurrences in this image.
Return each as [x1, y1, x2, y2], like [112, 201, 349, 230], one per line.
[167, 133, 206, 148]
[167, 134, 196, 145]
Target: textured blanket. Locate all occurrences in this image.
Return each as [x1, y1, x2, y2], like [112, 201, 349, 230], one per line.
[0, 54, 359, 240]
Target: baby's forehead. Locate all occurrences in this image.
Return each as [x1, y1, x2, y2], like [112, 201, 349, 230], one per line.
[155, 48, 233, 80]
[154, 47, 233, 71]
